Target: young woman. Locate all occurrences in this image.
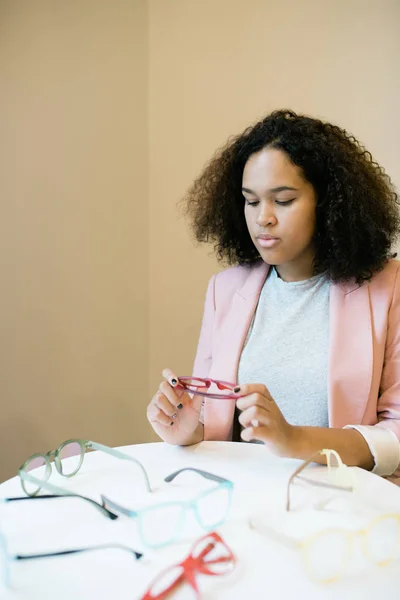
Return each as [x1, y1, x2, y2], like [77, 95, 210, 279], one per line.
[146, 109, 400, 480]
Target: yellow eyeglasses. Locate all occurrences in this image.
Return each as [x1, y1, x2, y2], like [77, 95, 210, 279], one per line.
[250, 512, 400, 584]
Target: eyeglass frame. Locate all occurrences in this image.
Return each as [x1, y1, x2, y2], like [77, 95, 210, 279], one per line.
[0, 524, 142, 590]
[249, 512, 400, 584]
[101, 467, 234, 548]
[1, 492, 118, 520]
[140, 530, 236, 600]
[286, 448, 354, 512]
[19, 438, 152, 497]
[176, 377, 238, 399]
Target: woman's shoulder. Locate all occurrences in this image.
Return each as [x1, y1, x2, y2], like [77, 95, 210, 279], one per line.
[211, 261, 268, 302]
[337, 259, 400, 296]
[362, 258, 400, 310]
[214, 260, 266, 283]
[370, 258, 400, 288]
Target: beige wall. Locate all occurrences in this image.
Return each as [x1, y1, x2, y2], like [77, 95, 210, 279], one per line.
[1, 0, 399, 479]
[0, 0, 149, 481]
[148, 0, 400, 418]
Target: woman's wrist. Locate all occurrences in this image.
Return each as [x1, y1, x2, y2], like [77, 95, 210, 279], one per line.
[175, 421, 204, 447]
[287, 425, 375, 470]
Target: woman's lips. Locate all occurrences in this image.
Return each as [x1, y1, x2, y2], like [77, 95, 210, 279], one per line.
[257, 237, 280, 248]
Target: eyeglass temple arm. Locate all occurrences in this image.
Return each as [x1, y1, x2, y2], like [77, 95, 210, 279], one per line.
[14, 543, 142, 561]
[18, 471, 118, 520]
[164, 468, 231, 485]
[286, 450, 351, 511]
[293, 476, 352, 512]
[87, 441, 152, 493]
[296, 474, 353, 493]
[100, 494, 138, 518]
[248, 518, 300, 551]
[286, 451, 328, 511]
[290, 450, 345, 481]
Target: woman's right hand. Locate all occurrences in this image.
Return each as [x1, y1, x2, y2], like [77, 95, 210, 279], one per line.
[146, 368, 203, 445]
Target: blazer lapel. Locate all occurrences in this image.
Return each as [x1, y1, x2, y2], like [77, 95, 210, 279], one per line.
[204, 265, 374, 440]
[204, 263, 269, 440]
[329, 280, 373, 427]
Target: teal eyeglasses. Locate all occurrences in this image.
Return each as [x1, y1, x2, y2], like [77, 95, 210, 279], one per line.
[101, 468, 233, 549]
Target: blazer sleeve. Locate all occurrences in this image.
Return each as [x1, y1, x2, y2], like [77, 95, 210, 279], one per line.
[192, 275, 216, 423]
[345, 265, 400, 477]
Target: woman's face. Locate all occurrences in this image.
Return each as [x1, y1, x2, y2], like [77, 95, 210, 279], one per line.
[243, 147, 317, 281]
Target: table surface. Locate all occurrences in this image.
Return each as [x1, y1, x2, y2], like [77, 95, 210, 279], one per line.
[1, 441, 400, 600]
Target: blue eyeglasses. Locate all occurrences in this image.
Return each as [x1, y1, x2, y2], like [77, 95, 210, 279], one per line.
[102, 468, 233, 549]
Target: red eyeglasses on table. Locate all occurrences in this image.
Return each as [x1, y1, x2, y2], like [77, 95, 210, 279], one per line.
[140, 531, 236, 600]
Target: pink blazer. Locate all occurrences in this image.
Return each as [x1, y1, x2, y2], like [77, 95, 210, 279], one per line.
[193, 260, 400, 455]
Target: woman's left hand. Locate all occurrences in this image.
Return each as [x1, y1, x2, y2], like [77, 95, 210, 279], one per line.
[236, 383, 298, 457]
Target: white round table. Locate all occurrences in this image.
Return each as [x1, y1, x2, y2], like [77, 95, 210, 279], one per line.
[1, 441, 400, 599]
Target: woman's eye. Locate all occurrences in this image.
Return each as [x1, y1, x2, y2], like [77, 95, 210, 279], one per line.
[245, 199, 259, 206]
[276, 198, 295, 206]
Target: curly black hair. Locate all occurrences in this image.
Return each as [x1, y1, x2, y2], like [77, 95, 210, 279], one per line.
[183, 109, 399, 283]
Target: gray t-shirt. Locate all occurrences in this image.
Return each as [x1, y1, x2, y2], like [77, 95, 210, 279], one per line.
[237, 267, 330, 428]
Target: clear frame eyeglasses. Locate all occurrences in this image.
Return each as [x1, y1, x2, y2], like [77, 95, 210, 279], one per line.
[102, 468, 234, 548]
[286, 448, 354, 512]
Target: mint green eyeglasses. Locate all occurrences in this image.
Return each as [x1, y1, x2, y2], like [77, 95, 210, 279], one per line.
[102, 468, 234, 549]
[18, 439, 151, 509]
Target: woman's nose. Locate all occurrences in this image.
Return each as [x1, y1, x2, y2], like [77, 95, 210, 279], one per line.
[256, 209, 277, 227]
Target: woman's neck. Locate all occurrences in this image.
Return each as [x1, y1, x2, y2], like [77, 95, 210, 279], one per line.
[274, 255, 315, 282]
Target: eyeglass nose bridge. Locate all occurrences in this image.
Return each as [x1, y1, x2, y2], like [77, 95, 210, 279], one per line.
[355, 526, 369, 538]
[34, 451, 60, 484]
[37, 453, 53, 482]
[214, 381, 233, 391]
[40, 449, 64, 476]
[49, 449, 65, 475]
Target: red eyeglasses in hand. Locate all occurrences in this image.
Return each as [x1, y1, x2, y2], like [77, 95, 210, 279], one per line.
[176, 377, 238, 400]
